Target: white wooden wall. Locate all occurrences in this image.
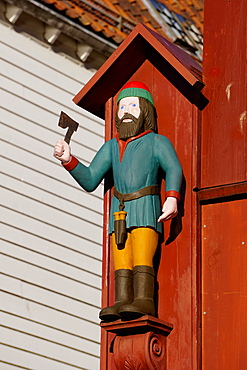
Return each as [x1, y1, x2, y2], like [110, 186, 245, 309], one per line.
[0, 21, 104, 370]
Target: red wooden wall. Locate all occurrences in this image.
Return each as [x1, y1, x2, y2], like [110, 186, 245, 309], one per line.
[97, 2, 246, 364]
[201, 0, 247, 368]
[202, 200, 247, 368]
[101, 60, 201, 369]
[201, 0, 246, 187]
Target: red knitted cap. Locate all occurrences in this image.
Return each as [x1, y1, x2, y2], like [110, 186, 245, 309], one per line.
[117, 81, 154, 105]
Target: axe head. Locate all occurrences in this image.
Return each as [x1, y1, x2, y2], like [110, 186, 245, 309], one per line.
[58, 111, 79, 144]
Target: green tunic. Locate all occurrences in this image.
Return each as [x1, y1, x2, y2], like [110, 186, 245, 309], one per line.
[68, 131, 182, 234]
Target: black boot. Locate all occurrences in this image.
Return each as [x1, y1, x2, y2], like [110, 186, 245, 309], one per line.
[99, 269, 133, 322]
[119, 265, 155, 320]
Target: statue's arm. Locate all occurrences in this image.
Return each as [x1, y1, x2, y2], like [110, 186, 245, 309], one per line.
[53, 139, 112, 192]
[154, 135, 183, 222]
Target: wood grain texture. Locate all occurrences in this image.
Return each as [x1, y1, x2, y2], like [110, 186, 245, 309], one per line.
[202, 199, 247, 368]
[201, 0, 246, 187]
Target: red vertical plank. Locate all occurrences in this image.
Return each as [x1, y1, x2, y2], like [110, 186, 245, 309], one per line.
[101, 98, 116, 370]
[136, 63, 201, 368]
[202, 199, 247, 368]
[202, 0, 247, 187]
[155, 71, 200, 368]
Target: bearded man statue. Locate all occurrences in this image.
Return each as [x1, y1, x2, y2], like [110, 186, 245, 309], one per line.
[54, 81, 182, 322]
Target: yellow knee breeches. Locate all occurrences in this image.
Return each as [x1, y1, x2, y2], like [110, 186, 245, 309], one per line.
[112, 227, 159, 270]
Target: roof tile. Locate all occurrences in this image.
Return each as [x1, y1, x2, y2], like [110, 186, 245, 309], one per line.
[38, 0, 203, 57]
[79, 13, 91, 26]
[42, 0, 56, 3]
[66, 8, 80, 18]
[159, 0, 203, 32]
[53, 0, 67, 11]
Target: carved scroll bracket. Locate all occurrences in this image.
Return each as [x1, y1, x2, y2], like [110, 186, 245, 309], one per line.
[101, 315, 173, 370]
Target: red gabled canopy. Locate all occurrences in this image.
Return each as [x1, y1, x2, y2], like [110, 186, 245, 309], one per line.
[73, 23, 204, 119]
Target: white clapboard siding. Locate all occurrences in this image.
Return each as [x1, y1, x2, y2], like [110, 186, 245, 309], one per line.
[0, 311, 100, 356]
[1, 88, 104, 156]
[1, 21, 105, 370]
[1, 107, 99, 166]
[0, 145, 103, 215]
[1, 239, 101, 290]
[2, 206, 101, 258]
[1, 170, 103, 228]
[0, 291, 100, 345]
[1, 186, 102, 243]
[1, 218, 102, 264]
[0, 326, 100, 369]
[0, 254, 100, 307]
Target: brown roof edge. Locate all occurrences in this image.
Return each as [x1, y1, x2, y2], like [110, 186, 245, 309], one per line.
[73, 23, 205, 119]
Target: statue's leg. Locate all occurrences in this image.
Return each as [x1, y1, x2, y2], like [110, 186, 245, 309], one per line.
[112, 232, 133, 271]
[119, 227, 158, 319]
[99, 233, 134, 322]
[132, 227, 158, 267]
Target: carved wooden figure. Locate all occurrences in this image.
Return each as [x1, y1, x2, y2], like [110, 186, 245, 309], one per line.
[54, 81, 182, 322]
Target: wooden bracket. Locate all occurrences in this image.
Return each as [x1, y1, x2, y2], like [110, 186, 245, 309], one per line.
[101, 316, 173, 369]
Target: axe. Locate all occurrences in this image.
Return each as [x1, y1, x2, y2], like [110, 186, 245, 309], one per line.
[58, 111, 79, 144]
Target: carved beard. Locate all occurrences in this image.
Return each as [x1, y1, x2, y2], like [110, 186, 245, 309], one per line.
[118, 113, 144, 140]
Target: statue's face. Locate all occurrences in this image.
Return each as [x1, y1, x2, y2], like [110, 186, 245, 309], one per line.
[117, 96, 144, 140]
[116, 96, 157, 140]
[117, 96, 140, 121]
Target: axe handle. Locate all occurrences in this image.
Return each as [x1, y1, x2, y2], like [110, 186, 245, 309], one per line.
[64, 127, 74, 144]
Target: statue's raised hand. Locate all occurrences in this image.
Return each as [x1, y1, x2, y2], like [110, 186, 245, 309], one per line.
[53, 139, 71, 164]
